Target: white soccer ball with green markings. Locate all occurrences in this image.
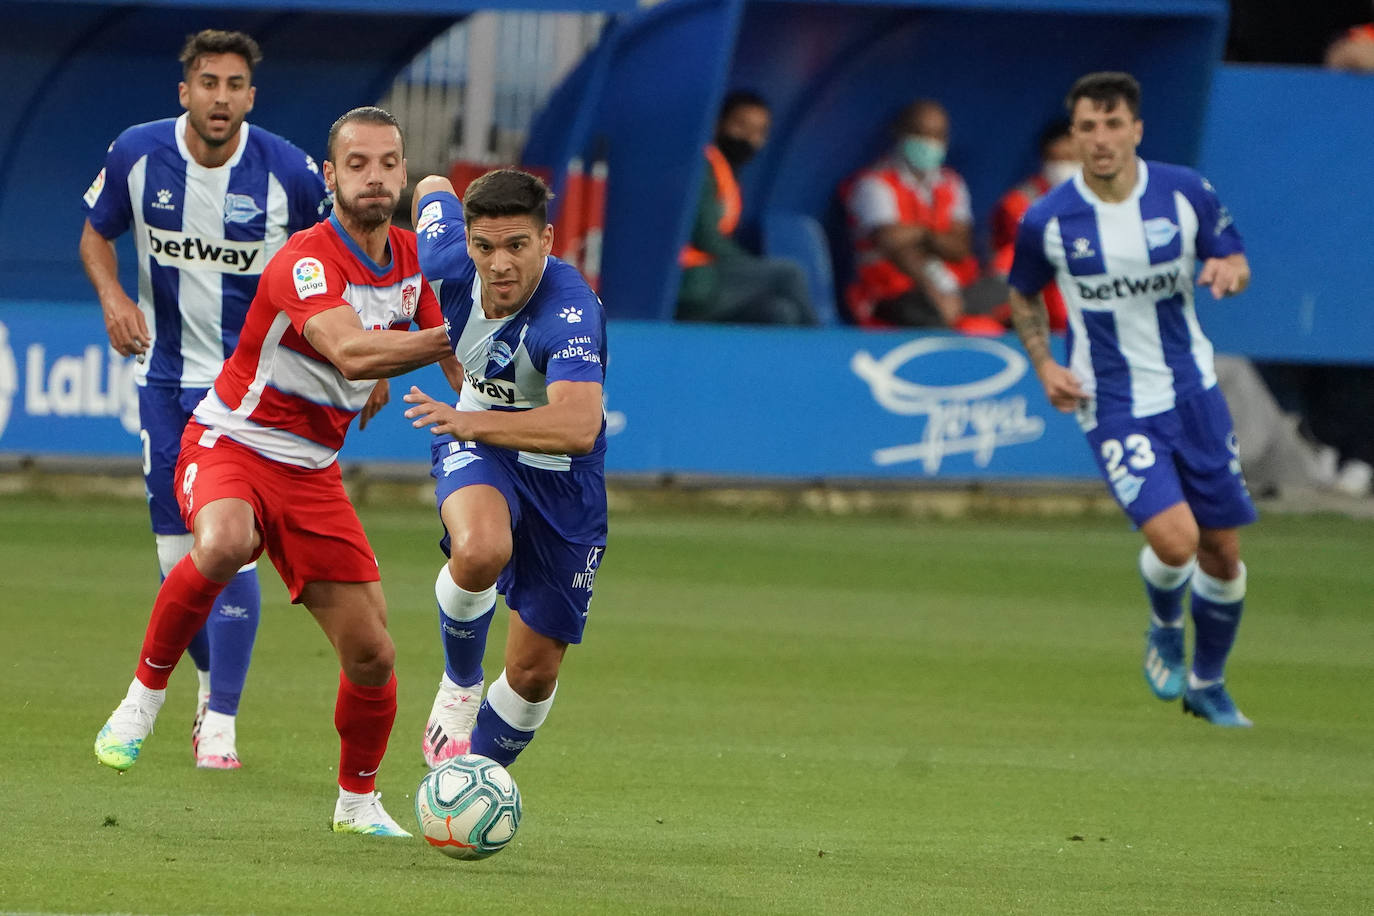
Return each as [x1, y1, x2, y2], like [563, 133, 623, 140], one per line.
[415, 754, 522, 859]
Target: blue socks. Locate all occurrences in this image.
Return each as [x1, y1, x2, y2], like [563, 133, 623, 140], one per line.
[435, 565, 496, 689]
[1190, 564, 1246, 683]
[1139, 545, 1194, 627]
[205, 568, 261, 715]
[469, 671, 555, 768]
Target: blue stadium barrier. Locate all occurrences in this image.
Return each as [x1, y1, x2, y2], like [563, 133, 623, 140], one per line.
[1196, 65, 1374, 364]
[524, 0, 1229, 323]
[0, 302, 1097, 480]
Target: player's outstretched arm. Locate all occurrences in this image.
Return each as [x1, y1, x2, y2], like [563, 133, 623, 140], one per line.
[1197, 253, 1250, 300]
[303, 306, 452, 380]
[404, 380, 603, 455]
[79, 219, 149, 359]
[1009, 288, 1084, 412]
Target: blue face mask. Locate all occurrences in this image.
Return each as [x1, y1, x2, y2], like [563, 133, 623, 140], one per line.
[901, 136, 946, 174]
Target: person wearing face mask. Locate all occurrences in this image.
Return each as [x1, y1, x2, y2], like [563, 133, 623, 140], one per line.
[842, 99, 987, 329]
[675, 90, 818, 325]
[987, 119, 1077, 332]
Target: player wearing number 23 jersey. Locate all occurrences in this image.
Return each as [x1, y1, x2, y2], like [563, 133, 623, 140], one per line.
[1008, 73, 1257, 729]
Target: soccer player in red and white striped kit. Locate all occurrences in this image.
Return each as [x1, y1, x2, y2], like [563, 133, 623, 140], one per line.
[95, 107, 459, 836]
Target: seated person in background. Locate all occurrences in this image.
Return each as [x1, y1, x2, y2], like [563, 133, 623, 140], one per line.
[842, 99, 998, 330]
[988, 119, 1077, 332]
[675, 90, 817, 326]
[1326, 21, 1374, 72]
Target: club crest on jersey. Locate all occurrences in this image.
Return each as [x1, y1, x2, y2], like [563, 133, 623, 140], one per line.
[223, 193, 264, 225]
[1069, 237, 1096, 259]
[1143, 218, 1179, 250]
[401, 284, 418, 319]
[486, 339, 514, 371]
[293, 258, 327, 298]
[152, 189, 176, 212]
[558, 306, 584, 324]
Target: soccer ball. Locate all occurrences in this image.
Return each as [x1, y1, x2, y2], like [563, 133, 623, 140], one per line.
[415, 754, 522, 859]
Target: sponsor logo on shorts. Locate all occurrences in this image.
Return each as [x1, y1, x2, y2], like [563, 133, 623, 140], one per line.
[1112, 472, 1145, 506]
[442, 450, 481, 476]
[293, 257, 327, 298]
[571, 546, 603, 590]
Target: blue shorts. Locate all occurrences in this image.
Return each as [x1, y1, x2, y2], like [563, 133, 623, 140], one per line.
[1085, 385, 1258, 530]
[139, 384, 209, 535]
[430, 436, 608, 645]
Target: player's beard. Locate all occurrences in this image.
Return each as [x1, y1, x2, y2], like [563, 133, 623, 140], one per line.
[188, 111, 243, 149]
[336, 189, 397, 232]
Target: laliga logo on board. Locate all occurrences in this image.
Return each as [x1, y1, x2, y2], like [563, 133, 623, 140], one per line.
[12, 331, 139, 436]
[850, 336, 1045, 474]
[0, 323, 18, 440]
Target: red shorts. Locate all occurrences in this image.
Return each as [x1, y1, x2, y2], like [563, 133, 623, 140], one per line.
[176, 424, 379, 602]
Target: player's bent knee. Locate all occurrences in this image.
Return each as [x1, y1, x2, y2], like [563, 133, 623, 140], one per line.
[504, 659, 559, 702]
[191, 529, 257, 581]
[341, 636, 395, 686]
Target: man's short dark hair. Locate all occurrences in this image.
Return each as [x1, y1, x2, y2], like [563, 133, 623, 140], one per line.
[1065, 71, 1142, 118]
[719, 89, 770, 121]
[327, 106, 405, 161]
[179, 30, 262, 80]
[463, 169, 553, 228]
[1038, 118, 1073, 156]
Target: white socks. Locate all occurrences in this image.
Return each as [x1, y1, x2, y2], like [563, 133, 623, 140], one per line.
[486, 671, 556, 731]
[436, 565, 497, 622]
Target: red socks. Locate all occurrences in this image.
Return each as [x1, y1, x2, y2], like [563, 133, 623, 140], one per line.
[335, 671, 397, 794]
[135, 556, 225, 689]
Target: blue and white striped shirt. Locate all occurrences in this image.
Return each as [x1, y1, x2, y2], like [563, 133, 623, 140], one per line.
[83, 113, 330, 388]
[1008, 159, 1244, 427]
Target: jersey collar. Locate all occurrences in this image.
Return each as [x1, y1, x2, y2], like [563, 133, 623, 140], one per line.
[327, 213, 393, 276]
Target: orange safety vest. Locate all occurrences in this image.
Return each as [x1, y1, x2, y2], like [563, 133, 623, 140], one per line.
[679, 145, 741, 268]
[844, 161, 981, 325]
[989, 173, 1066, 332]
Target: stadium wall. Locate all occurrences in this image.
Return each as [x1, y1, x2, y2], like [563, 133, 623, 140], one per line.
[0, 303, 1097, 480]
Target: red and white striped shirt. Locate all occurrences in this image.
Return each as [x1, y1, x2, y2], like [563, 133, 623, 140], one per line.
[191, 215, 442, 468]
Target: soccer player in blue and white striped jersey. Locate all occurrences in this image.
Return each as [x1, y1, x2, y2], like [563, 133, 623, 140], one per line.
[79, 30, 332, 765]
[1008, 72, 1257, 727]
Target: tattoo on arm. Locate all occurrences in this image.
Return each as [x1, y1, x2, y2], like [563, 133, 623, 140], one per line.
[1009, 290, 1052, 368]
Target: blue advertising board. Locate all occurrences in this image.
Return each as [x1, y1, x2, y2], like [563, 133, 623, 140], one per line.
[0, 303, 1098, 480]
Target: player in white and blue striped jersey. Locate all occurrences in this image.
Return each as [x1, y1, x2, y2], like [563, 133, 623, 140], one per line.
[1008, 72, 1256, 727]
[402, 169, 608, 771]
[79, 30, 331, 766]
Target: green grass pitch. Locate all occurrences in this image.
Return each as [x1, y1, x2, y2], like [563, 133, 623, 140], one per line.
[1, 493, 1371, 915]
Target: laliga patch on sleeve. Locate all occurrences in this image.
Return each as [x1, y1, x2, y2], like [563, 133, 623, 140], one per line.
[415, 200, 444, 233]
[292, 257, 328, 299]
[83, 168, 106, 207]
